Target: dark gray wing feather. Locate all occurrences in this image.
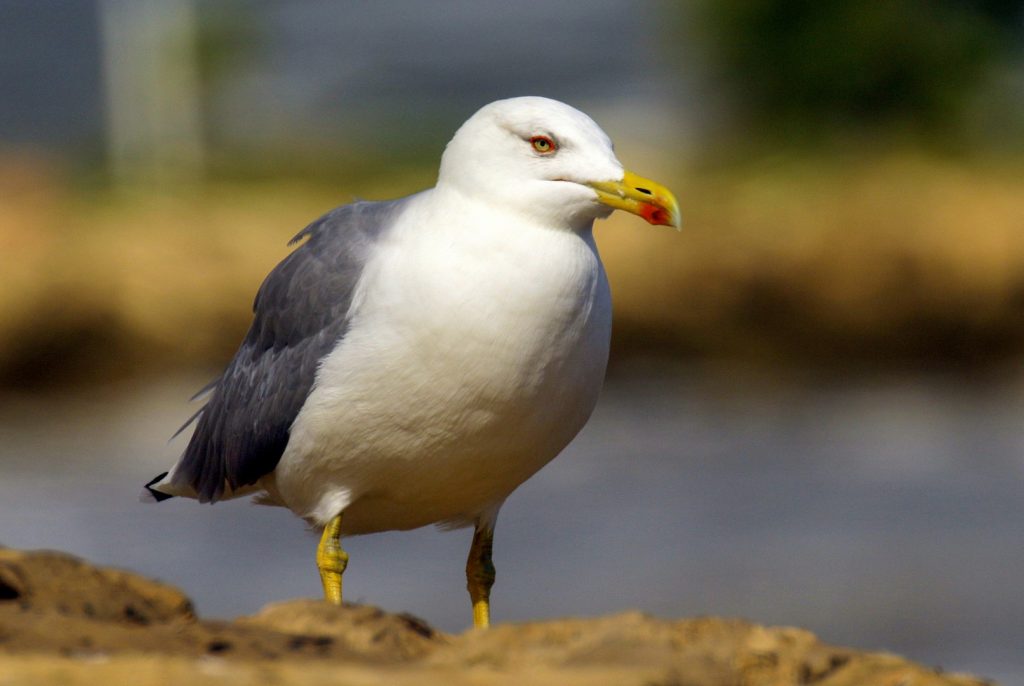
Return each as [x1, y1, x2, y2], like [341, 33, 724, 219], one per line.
[171, 199, 405, 502]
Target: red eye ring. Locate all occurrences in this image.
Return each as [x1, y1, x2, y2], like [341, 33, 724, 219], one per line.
[529, 135, 556, 154]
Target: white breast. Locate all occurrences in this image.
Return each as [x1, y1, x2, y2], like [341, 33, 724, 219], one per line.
[269, 191, 612, 533]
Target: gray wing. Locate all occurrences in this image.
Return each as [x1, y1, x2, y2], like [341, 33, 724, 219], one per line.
[171, 198, 406, 502]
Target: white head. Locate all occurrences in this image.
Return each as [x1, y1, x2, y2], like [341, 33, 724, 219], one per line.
[437, 96, 680, 231]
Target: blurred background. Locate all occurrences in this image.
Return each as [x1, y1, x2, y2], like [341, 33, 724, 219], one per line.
[1, 0, 1023, 682]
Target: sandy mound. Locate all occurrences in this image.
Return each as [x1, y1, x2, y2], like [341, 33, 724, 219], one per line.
[0, 547, 990, 685]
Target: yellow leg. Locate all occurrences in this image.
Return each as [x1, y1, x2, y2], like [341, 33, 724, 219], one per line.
[466, 525, 495, 629]
[316, 514, 348, 605]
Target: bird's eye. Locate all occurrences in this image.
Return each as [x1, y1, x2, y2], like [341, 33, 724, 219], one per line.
[529, 136, 556, 154]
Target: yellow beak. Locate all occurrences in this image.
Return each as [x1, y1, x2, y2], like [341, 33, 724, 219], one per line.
[588, 170, 681, 229]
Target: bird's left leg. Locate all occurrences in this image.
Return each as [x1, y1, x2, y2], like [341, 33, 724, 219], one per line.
[466, 523, 496, 629]
[316, 514, 348, 604]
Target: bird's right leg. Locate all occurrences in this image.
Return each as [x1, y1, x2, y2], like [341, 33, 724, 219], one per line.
[466, 523, 496, 629]
[316, 514, 348, 604]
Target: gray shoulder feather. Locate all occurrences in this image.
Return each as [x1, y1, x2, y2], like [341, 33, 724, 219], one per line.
[170, 198, 405, 502]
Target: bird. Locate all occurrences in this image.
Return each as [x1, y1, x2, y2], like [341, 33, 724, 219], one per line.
[144, 96, 680, 629]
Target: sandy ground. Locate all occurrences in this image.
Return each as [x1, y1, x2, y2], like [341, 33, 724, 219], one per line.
[0, 547, 990, 685]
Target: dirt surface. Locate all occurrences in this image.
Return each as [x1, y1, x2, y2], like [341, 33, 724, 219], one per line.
[0, 547, 992, 685]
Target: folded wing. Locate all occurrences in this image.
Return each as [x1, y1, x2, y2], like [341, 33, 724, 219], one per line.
[169, 199, 405, 502]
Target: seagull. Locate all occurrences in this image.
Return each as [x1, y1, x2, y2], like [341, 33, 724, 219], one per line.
[144, 96, 680, 629]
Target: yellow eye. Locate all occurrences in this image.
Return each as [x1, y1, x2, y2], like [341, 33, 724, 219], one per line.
[530, 135, 556, 154]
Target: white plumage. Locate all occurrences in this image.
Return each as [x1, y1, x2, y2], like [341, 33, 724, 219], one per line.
[147, 96, 679, 626]
[268, 187, 612, 532]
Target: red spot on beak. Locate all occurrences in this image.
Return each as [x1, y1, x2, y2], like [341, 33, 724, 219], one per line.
[639, 202, 669, 226]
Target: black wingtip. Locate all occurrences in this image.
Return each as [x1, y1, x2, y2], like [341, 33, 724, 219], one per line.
[143, 472, 175, 503]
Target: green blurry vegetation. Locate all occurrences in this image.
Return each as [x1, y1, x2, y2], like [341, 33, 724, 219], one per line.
[688, 0, 1024, 149]
[3, 3, 1023, 388]
[194, 2, 262, 89]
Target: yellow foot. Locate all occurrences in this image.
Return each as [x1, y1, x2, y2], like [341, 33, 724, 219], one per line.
[316, 514, 348, 605]
[466, 526, 495, 629]
[472, 598, 491, 629]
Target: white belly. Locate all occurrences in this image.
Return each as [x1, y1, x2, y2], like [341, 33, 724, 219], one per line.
[269, 209, 612, 533]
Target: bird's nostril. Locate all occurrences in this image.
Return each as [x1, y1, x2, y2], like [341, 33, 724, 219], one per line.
[635, 187, 652, 195]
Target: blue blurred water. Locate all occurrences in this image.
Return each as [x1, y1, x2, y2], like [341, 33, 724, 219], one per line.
[1, 362, 1021, 683]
